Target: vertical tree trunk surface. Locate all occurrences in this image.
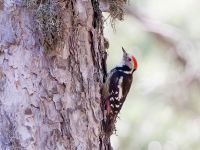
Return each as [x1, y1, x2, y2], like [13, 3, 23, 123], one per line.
[0, 0, 107, 149]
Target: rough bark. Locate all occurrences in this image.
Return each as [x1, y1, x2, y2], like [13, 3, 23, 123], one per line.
[0, 0, 108, 149]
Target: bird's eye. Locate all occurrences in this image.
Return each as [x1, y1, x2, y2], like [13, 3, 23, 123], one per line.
[128, 58, 131, 61]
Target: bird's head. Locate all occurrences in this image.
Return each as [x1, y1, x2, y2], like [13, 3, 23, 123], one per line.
[121, 47, 138, 72]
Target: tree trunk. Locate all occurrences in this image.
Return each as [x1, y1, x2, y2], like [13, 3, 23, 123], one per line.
[0, 0, 108, 149]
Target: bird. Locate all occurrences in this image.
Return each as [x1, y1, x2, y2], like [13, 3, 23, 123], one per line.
[102, 47, 138, 134]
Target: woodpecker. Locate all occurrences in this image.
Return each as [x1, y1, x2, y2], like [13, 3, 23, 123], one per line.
[102, 47, 138, 121]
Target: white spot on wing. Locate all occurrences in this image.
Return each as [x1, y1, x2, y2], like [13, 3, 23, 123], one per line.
[115, 105, 120, 108]
[110, 97, 114, 101]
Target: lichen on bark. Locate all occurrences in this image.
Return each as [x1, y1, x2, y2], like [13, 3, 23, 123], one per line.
[22, 0, 64, 52]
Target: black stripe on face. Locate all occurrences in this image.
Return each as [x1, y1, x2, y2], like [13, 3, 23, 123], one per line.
[115, 65, 132, 72]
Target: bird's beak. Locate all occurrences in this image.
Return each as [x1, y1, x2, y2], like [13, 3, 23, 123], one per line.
[122, 47, 127, 56]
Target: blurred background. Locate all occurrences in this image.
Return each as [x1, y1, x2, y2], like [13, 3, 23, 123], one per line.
[103, 0, 200, 149]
